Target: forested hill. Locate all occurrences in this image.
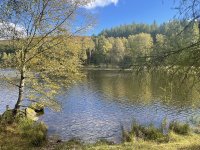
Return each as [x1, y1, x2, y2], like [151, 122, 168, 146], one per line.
[99, 22, 158, 38]
[99, 21, 192, 39]
[1, 20, 199, 69]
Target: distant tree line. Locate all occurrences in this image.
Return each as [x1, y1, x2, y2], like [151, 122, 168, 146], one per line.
[99, 21, 159, 39]
[1, 20, 199, 69]
[89, 20, 199, 68]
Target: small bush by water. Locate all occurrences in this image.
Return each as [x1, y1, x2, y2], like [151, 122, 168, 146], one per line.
[122, 120, 192, 144]
[0, 110, 14, 124]
[17, 118, 47, 146]
[169, 121, 190, 135]
[122, 122, 169, 143]
[0, 110, 47, 149]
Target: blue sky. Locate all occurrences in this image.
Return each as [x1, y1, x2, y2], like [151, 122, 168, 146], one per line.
[85, 0, 178, 35]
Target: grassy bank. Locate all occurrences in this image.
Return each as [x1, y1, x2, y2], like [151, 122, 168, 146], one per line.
[55, 121, 200, 150]
[0, 112, 200, 150]
[1, 129, 200, 150]
[54, 132, 200, 150]
[0, 110, 47, 150]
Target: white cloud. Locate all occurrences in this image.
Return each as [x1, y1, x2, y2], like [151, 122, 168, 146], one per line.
[85, 0, 119, 9]
[0, 22, 26, 40]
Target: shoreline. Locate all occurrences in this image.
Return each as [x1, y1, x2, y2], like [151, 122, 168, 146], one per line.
[82, 66, 132, 71]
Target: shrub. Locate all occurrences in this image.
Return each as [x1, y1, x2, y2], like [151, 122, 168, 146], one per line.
[122, 128, 132, 142]
[131, 123, 169, 143]
[0, 110, 14, 124]
[169, 121, 190, 135]
[122, 122, 169, 143]
[18, 118, 47, 146]
[142, 125, 168, 142]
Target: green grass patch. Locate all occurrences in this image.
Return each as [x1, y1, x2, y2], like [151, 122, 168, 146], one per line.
[0, 116, 47, 149]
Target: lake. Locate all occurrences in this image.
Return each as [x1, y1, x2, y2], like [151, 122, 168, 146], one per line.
[0, 69, 200, 143]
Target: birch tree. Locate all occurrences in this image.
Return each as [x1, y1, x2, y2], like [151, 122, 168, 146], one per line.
[0, 0, 94, 116]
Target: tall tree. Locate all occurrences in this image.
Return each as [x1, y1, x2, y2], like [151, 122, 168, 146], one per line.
[79, 37, 95, 65]
[92, 36, 112, 65]
[110, 38, 125, 65]
[128, 33, 153, 57]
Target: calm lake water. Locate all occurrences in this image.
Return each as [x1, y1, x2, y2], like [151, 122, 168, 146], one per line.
[0, 69, 200, 143]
